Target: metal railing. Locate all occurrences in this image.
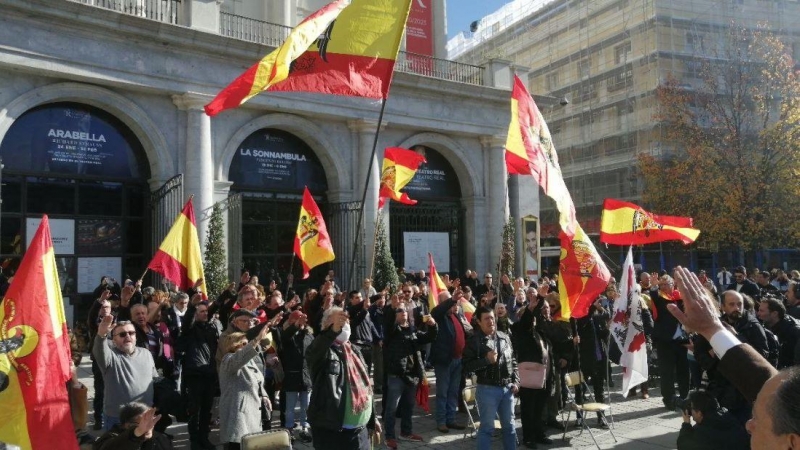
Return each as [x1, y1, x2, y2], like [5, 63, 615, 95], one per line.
[396, 51, 484, 86]
[69, 0, 180, 24]
[219, 12, 292, 48]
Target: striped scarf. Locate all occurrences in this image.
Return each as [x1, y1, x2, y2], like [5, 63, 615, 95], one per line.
[341, 341, 372, 413]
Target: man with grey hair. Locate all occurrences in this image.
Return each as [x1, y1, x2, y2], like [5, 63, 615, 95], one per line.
[93, 315, 158, 431]
[165, 292, 190, 339]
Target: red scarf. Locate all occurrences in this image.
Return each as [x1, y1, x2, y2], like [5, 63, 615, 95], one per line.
[652, 289, 681, 321]
[341, 341, 372, 413]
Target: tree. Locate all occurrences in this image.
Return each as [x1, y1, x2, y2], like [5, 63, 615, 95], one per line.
[372, 216, 399, 293]
[496, 219, 516, 277]
[640, 23, 800, 251]
[204, 203, 228, 299]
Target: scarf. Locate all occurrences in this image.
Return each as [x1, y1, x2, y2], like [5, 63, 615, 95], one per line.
[341, 341, 372, 414]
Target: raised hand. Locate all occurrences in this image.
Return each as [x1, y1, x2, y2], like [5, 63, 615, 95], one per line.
[133, 407, 161, 439]
[97, 314, 115, 338]
[669, 266, 724, 340]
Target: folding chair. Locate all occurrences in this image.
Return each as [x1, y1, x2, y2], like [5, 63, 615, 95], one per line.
[560, 371, 617, 449]
[241, 428, 293, 450]
[462, 377, 519, 445]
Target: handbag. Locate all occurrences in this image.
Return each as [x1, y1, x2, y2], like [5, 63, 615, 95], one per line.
[519, 362, 547, 389]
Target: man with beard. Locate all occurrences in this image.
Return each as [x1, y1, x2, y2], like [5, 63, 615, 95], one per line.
[721, 291, 769, 358]
[92, 315, 158, 431]
[757, 297, 800, 368]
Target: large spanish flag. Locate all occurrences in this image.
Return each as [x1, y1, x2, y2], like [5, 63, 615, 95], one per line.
[0, 216, 77, 450]
[294, 187, 335, 279]
[600, 198, 700, 245]
[505, 75, 577, 236]
[558, 223, 611, 320]
[379, 147, 427, 209]
[205, 0, 412, 116]
[427, 253, 448, 311]
[147, 198, 208, 297]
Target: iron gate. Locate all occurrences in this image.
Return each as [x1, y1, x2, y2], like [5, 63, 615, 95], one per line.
[149, 174, 183, 287]
[389, 203, 466, 276]
[216, 193, 243, 283]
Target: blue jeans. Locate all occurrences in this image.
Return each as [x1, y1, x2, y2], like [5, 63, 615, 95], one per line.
[434, 359, 462, 426]
[383, 376, 415, 439]
[103, 414, 121, 431]
[284, 391, 310, 429]
[475, 384, 517, 450]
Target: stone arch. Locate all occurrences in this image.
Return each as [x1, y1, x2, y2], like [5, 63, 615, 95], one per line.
[0, 82, 173, 180]
[397, 132, 481, 198]
[218, 114, 347, 194]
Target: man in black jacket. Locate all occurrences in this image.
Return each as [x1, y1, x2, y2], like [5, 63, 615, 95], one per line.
[725, 266, 760, 299]
[650, 275, 690, 410]
[178, 302, 222, 450]
[676, 390, 749, 450]
[721, 291, 769, 358]
[463, 306, 520, 450]
[346, 290, 379, 376]
[757, 296, 800, 368]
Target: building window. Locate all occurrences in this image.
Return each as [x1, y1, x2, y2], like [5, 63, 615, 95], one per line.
[607, 67, 633, 92]
[614, 42, 632, 64]
[578, 58, 591, 79]
[686, 60, 703, 79]
[546, 72, 559, 90]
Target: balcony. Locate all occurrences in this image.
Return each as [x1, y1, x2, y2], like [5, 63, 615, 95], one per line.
[219, 12, 484, 86]
[68, 0, 180, 24]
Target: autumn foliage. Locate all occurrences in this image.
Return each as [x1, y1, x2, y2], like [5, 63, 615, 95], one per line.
[639, 24, 800, 251]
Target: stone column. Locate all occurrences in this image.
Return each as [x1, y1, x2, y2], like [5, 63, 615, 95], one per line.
[347, 119, 386, 284]
[461, 196, 486, 274]
[481, 135, 508, 276]
[173, 93, 214, 250]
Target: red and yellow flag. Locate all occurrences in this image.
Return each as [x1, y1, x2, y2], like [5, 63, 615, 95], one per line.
[600, 198, 700, 245]
[0, 216, 77, 450]
[379, 147, 427, 209]
[294, 187, 335, 279]
[147, 198, 208, 297]
[505, 75, 577, 236]
[205, 0, 348, 116]
[427, 253, 448, 311]
[558, 223, 611, 320]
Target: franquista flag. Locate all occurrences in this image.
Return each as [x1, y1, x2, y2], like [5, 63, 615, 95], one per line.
[610, 247, 648, 397]
[558, 223, 611, 320]
[427, 253, 448, 312]
[147, 198, 208, 298]
[600, 198, 700, 245]
[505, 75, 577, 236]
[205, 0, 413, 116]
[294, 187, 335, 279]
[379, 147, 427, 209]
[0, 215, 77, 450]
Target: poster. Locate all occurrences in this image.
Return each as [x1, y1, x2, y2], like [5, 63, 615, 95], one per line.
[26, 218, 75, 255]
[403, 232, 450, 273]
[78, 257, 121, 293]
[77, 219, 123, 254]
[405, 0, 434, 72]
[521, 216, 540, 280]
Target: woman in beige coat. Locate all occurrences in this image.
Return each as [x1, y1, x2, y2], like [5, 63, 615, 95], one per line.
[218, 325, 271, 450]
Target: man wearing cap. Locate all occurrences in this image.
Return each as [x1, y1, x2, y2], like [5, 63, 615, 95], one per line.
[474, 273, 497, 301]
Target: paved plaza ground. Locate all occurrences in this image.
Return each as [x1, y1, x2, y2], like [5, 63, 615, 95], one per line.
[77, 356, 684, 449]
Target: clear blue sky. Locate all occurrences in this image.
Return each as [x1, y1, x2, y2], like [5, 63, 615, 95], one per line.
[446, 0, 511, 38]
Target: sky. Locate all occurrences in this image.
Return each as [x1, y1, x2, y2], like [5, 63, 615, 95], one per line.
[446, 0, 511, 38]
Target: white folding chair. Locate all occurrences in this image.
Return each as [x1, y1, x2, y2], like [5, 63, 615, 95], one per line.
[560, 371, 617, 449]
[241, 428, 293, 450]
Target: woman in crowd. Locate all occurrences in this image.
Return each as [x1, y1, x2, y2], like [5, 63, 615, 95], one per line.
[218, 324, 271, 450]
[512, 294, 555, 449]
[495, 302, 513, 335]
[540, 292, 574, 428]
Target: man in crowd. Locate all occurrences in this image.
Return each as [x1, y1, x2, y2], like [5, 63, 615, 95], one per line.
[368, 293, 386, 394]
[756, 271, 779, 298]
[677, 390, 749, 450]
[92, 315, 158, 431]
[787, 281, 800, 319]
[164, 292, 190, 339]
[87, 291, 113, 429]
[650, 275, 690, 410]
[757, 296, 800, 368]
[463, 306, 520, 450]
[717, 267, 732, 288]
[721, 290, 769, 358]
[430, 290, 470, 433]
[346, 290, 379, 376]
[771, 269, 791, 293]
[725, 266, 760, 299]
[94, 403, 172, 450]
[474, 273, 496, 300]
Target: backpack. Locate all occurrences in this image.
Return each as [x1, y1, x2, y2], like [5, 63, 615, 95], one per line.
[764, 328, 780, 368]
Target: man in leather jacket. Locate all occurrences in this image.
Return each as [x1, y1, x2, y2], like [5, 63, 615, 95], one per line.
[463, 306, 520, 450]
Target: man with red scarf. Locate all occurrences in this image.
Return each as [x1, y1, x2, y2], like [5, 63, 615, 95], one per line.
[650, 275, 690, 410]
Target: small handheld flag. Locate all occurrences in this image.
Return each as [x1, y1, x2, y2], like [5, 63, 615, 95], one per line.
[294, 187, 335, 279]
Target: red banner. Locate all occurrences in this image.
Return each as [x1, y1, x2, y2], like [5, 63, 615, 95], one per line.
[406, 0, 434, 72]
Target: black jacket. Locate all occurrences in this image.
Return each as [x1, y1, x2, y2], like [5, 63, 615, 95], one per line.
[385, 322, 437, 385]
[306, 329, 376, 432]
[650, 289, 684, 342]
[178, 306, 222, 379]
[347, 302, 379, 345]
[512, 308, 555, 393]
[726, 311, 769, 359]
[278, 324, 313, 392]
[725, 279, 760, 299]
[676, 408, 750, 450]
[463, 329, 520, 387]
[94, 425, 174, 450]
[768, 315, 800, 369]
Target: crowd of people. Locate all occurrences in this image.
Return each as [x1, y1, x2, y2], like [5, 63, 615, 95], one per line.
[63, 263, 800, 450]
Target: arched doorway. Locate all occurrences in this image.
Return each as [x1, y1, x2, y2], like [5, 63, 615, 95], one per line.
[0, 102, 151, 324]
[228, 128, 329, 288]
[389, 145, 465, 277]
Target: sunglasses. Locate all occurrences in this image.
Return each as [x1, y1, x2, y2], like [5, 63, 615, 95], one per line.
[403, 290, 412, 294]
[116, 331, 136, 338]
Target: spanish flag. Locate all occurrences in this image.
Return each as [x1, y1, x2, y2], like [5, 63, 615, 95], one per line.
[205, 0, 412, 116]
[0, 216, 77, 450]
[600, 198, 700, 245]
[294, 187, 335, 279]
[379, 147, 427, 209]
[505, 75, 577, 236]
[147, 198, 208, 298]
[427, 253, 448, 311]
[558, 223, 611, 320]
[205, 0, 347, 116]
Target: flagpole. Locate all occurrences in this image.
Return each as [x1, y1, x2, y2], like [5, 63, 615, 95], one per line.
[347, 98, 388, 291]
[286, 253, 296, 300]
[368, 208, 383, 280]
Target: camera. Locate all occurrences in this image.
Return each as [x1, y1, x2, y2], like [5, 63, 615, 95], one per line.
[675, 397, 692, 414]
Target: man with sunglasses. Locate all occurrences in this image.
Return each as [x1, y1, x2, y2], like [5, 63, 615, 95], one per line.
[93, 315, 158, 431]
